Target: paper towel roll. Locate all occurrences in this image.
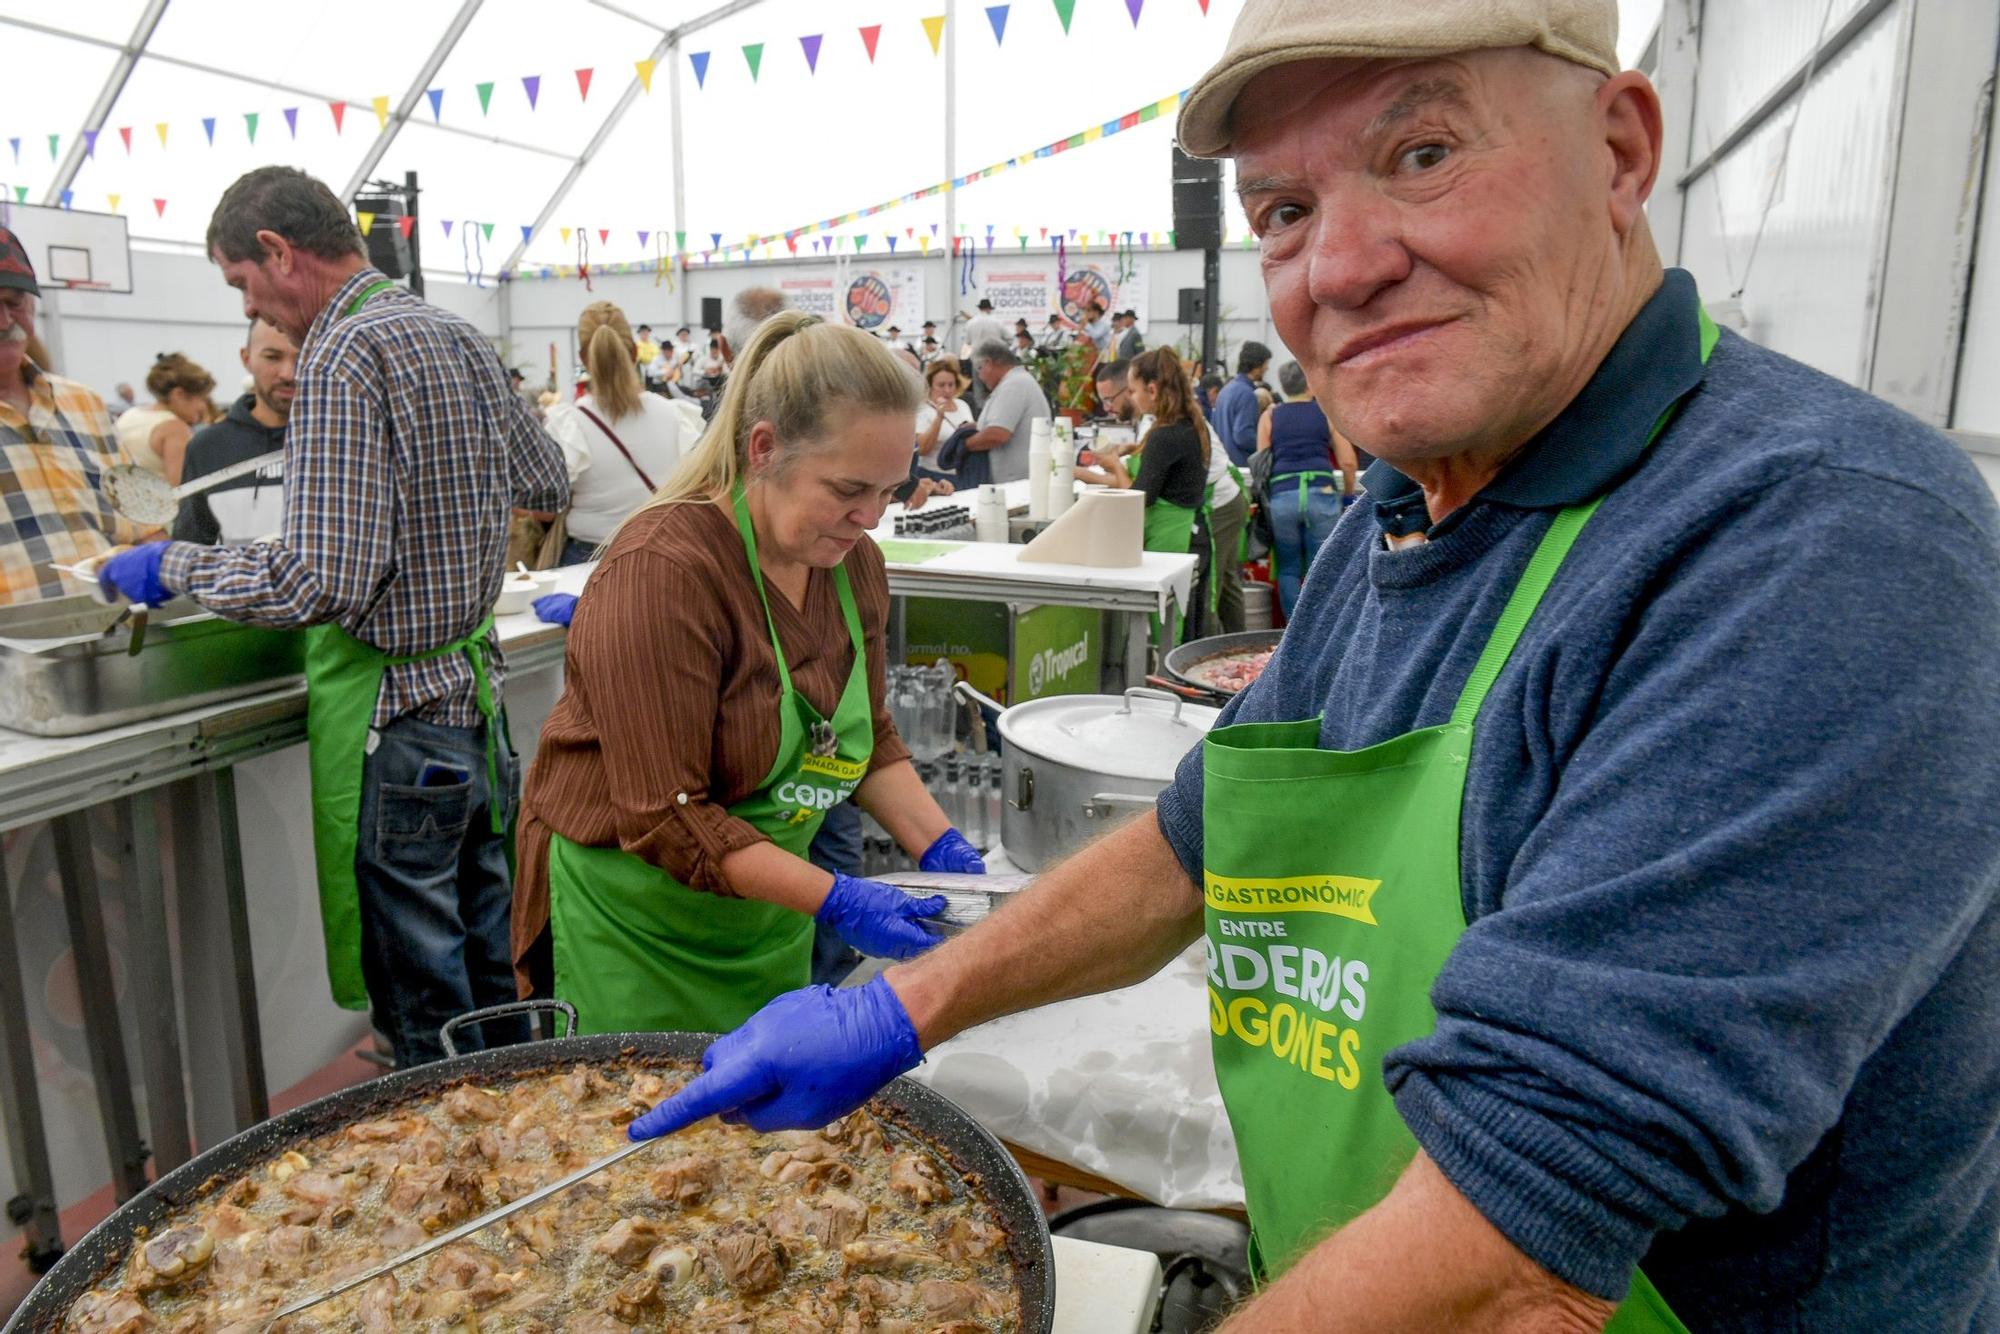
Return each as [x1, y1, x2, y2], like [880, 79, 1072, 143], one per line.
[1019, 488, 1144, 567]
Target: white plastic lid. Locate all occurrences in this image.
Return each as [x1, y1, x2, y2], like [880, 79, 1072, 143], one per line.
[998, 689, 1219, 782]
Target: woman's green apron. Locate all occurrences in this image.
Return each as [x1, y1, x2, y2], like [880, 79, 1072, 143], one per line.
[305, 278, 509, 1011]
[547, 487, 875, 1034]
[1198, 305, 1718, 1329]
[1130, 445, 1206, 644]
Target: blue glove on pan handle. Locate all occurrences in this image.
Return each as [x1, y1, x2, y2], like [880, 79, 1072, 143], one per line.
[96, 541, 175, 608]
[919, 828, 986, 874]
[627, 974, 923, 1139]
[816, 872, 947, 960]
[533, 593, 577, 626]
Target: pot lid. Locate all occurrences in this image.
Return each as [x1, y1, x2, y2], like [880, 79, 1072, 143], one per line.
[999, 688, 1219, 781]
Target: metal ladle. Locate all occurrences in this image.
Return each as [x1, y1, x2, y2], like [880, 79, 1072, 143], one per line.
[102, 447, 285, 529]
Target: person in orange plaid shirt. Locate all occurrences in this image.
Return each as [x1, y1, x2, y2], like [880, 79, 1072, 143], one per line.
[0, 226, 152, 606]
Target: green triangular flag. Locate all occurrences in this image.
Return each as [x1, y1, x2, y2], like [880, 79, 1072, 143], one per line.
[1051, 0, 1076, 32]
[244, 112, 259, 143]
[48, 133, 60, 161]
[476, 81, 495, 114]
[1168, 230, 1177, 247]
[675, 230, 687, 251]
[481, 222, 494, 241]
[12, 186, 25, 204]
[742, 43, 764, 81]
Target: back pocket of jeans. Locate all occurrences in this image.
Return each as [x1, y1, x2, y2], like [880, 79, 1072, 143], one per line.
[375, 781, 473, 865]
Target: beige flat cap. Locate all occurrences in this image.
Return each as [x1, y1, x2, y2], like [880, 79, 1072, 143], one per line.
[1178, 0, 1620, 157]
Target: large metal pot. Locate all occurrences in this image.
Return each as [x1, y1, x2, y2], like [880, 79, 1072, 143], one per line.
[4, 1007, 1055, 1334]
[959, 684, 1219, 870]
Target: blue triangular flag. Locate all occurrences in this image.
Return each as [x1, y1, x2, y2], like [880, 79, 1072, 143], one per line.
[689, 51, 711, 89]
[426, 88, 444, 121]
[520, 225, 533, 243]
[711, 232, 723, 249]
[985, 5, 1009, 44]
[60, 190, 73, 209]
[202, 116, 216, 145]
[7, 138, 18, 164]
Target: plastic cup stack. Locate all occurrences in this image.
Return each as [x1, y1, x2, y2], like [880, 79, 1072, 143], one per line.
[1027, 418, 1054, 521]
[975, 484, 1010, 543]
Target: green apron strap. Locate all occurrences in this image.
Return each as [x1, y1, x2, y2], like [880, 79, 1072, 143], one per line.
[385, 612, 505, 832]
[343, 278, 397, 318]
[732, 486, 800, 701]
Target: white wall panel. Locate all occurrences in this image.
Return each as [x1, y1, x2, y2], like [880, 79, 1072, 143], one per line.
[1676, 3, 1902, 385]
[1950, 55, 2000, 436]
[1689, 0, 1876, 139]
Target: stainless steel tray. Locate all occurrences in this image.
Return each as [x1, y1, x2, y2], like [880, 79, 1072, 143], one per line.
[0, 595, 304, 736]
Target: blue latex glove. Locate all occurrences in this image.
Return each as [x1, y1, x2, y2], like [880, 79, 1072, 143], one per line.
[918, 828, 986, 874]
[627, 974, 922, 1139]
[816, 872, 947, 960]
[532, 592, 577, 626]
[96, 541, 174, 607]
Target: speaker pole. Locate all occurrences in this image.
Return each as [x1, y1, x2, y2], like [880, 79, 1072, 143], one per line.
[1201, 245, 1219, 373]
[404, 172, 424, 299]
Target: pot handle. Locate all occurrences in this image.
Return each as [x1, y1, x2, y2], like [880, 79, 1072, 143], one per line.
[1011, 764, 1034, 812]
[1084, 792, 1157, 819]
[1119, 685, 1186, 723]
[441, 998, 579, 1058]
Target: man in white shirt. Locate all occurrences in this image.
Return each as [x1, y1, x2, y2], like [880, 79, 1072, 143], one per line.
[962, 298, 1009, 357]
[963, 341, 1051, 484]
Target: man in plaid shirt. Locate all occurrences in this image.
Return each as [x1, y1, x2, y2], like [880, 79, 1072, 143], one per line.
[101, 168, 570, 1066]
[0, 227, 154, 605]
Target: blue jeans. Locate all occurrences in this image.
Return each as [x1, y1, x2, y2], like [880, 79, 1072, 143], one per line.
[355, 713, 529, 1066]
[1269, 477, 1345, 616]
[559, 536, 599, 566]
[807, 801, 864, 985]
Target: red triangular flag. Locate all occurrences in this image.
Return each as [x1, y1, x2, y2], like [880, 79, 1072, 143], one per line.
[153, 198, 167, 218]
[397, 216, 415, 239]
[859, 25, 882, 62]
[329, 101, 347, 132]
[118, 126, 132, 153]
[575, 68, 594, 100]
[598, 228, 610, 244]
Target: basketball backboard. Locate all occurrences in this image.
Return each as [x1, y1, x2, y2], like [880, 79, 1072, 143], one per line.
[0, 202, 133, 294]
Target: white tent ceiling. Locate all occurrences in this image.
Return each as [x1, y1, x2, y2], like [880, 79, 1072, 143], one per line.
[1, 0, 1664, 276]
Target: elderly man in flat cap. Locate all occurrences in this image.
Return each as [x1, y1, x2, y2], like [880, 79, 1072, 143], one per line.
[0, 227, 154, 605]
[621, 3, 2000, 1328]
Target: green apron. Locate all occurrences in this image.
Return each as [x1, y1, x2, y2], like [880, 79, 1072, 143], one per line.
[1198, 305, 1718, 1327]
[303, 278, 511, 1011]
[1131, 448, 1203, 644]
[1272, 469, 1338, 596]
[547, 487, 875, 1034]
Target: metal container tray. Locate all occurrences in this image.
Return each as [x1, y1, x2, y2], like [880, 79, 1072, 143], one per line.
[0, 595, 303, 736]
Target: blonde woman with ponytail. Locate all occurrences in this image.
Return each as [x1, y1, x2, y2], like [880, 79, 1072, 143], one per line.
[540, 300, 703, 564]
[513, 312, 986, 1033]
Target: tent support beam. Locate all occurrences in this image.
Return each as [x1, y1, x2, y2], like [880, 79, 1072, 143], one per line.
[498, 0, 773, 278]
[1, 12, 568, 169]
[340, 0, 487, 203]
[39, 0, 173, 208]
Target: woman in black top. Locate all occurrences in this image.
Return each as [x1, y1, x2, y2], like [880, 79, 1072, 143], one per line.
[1092, 349, 1215, 632]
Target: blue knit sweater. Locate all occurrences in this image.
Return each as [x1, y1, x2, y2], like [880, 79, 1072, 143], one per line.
[1156, 271, 2000, 1329]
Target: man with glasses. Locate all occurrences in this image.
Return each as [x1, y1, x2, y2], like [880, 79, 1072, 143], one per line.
[0, 227, 152, 605]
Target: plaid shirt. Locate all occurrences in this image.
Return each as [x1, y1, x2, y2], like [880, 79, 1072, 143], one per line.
[0, 365, 154, 606]
[164, 269, 569, 726]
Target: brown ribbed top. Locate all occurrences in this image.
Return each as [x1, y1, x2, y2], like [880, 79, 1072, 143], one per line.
[512, 499, 909, 979]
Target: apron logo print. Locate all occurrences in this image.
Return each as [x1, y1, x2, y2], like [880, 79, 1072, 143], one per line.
[1204, 873, 1382, 926]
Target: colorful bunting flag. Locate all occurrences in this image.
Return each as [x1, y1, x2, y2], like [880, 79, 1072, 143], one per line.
[108, 194, 120, 212]
[59, 190, 72, 209]
[689, 51, 711, 89]
[6, 137, 17, 165]
[800, 34, 823, 73]
[922, 15, 946, 55]
[985, 5, 1009, 44]
[1125, 0, 1144, 24]
[635, 59, 657, 93]
[1052, 0, 1076, 32]
[442, 220, 454, 237]
[156, 123, 169, 147]
[711, 232, 723, 249]
[481, 222, 494, 241]
[47, 133, 59, 160]
[575, 68, 594, 100]
[560, 227, 572, 245]
[522, 76, 541, 110]
[244, 112, 259, 143]
[522, 225, 534, 243]
[859, 24, 882, 61]
[426, 89, 444, 121]
[372, 96, 390, 130]
[329, 102, 346, 133]
[357, 212, 376, 237]
[119, 126, 132, 153]
[202, 117, 217, 145]
[675, 231, 686, 251]
[597, 228, 609, 244]
[476, 82, 495, 114]
[637, 230, 649, 248]
[153, 198, 167, 218]
[11, 187, 23, 205]
[742, 44, 764, 81]
[398, 215, 415, 239]
[283, 108, 298, 137]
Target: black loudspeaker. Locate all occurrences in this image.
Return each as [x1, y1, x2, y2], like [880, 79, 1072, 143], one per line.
[700, 296, 724, 332]
[1171, 146, 1223, 251]
[353, 193, 411, 279]
[1178, 288, 1206, 324]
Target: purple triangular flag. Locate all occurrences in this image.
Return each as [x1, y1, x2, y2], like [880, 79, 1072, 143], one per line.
[522, 75, 541, 109]
[1125, 0, 1143, 23]
[800, 34, 823, 74]
[83, 130, 98, 158]
[637, 230, 650, 248]
[442, 219, 455, 237]
[426, 88, 444, 121]
[283, 107, 299, 137]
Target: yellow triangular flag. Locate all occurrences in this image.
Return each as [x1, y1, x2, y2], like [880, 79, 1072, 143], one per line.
[921, 14, 946, 54]
[357, 212, 376, 236]
[1079, 237, 1089, 253]
[372, 96, 390, 130]
[635, 59, 657, 93]
[1083, 126, 1103, 143]
[107, 194, 121, 213]
[561, 227, 572, 245]
[919, 237, 929, 254]
[155, 122, 169, 147]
